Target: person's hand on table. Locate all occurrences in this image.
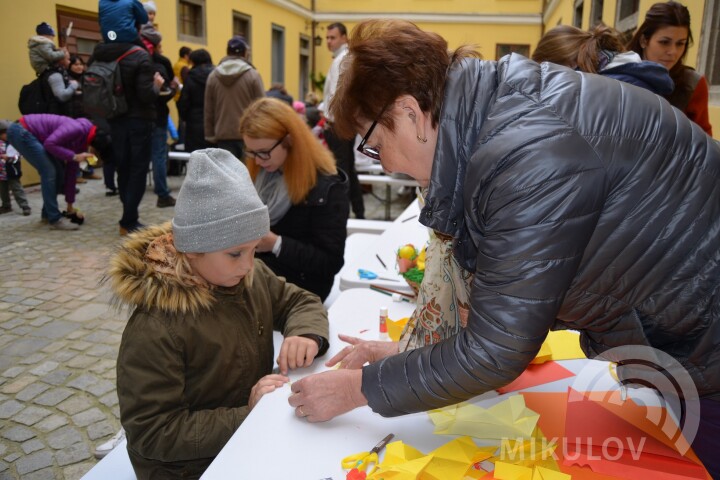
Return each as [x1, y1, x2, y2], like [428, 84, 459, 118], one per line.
[248, 373, 289, 410]
[289, 369, 367, 422]
[276, 336, 319, 375]
[326, 334, 398, 369]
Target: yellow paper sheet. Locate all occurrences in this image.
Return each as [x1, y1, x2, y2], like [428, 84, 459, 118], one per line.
[531, 330, 585, 364]
[388, 317, 410, 342]
[429, 395, 540, 440]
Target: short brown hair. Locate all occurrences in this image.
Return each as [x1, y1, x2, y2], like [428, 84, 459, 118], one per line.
[331, 19, 478, 139]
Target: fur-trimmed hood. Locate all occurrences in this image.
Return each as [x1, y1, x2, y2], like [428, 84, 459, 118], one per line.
[107, 222, 219, 315]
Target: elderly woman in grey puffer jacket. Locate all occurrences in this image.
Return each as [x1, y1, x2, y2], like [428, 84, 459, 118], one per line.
[288, 19, 720, 477]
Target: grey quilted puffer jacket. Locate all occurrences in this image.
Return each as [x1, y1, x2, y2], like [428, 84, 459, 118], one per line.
[362, 54, 720, 416]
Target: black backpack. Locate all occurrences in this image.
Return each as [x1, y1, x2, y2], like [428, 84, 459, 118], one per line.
[83, 47, 143, 119]
[18, 70, 52, 114]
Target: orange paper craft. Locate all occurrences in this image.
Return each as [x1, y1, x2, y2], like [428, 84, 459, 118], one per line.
[562, 388, 707, 480]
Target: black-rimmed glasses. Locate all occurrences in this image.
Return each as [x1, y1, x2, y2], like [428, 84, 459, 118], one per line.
[245, 136, 285, 161]
[356, 106, 388, 161]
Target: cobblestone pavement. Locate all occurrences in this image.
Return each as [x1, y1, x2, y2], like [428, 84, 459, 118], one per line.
[0, 169, 412, 479]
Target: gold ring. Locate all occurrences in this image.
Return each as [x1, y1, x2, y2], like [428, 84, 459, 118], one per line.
[298, 406, 305, 417]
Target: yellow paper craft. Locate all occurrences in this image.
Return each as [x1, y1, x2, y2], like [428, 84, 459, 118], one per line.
[494, 463, 571, 480]
[388, 317, 410, 342]
[380, 441, 425, 467]
[367, 438, 495, 480]
[366, 454, 433, 479]
[423, 437, 495, 480]
[429, 395, 540, 440]
[531, 331, 585, 364]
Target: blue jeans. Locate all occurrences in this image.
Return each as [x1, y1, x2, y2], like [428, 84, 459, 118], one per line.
[151, 125, 171, 198]
[110, 117, 152, 229]
[7, 122, 62, 223]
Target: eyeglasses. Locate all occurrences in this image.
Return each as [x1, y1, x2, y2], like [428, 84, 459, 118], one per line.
[356, 106, 388, 161]
[245, 137, 285, 161]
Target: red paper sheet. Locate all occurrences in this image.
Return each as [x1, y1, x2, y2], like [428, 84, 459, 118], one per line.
[497, 362, 575, 394]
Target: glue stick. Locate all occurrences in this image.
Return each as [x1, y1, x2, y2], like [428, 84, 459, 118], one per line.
[379, 306, 388, 339]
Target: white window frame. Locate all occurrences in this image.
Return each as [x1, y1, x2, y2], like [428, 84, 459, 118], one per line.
[615, 0, 639, 33]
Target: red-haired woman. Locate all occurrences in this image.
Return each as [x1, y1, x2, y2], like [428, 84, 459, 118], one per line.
[239, 97, 349, 301]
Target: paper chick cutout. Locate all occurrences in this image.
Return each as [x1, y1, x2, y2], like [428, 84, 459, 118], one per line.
[531, 331, 586, 364]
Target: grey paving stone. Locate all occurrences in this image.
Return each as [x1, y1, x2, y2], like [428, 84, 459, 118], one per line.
[87, 420, 115, 441]
[47, 426, 83, 450]
[1, 425, 35, 442]
[1, 366, 24, 378]
[39, 369, 72, 386]
[0, 400, 23, 419]
[66, 303, 109, 323]
[87, 379, 115, 397]
[21, 439, 45, 455]
[21, 467, 55, 480]
[57, 395, 93, 415]
[18, 353, 46, 365]
[0, 443, 6, 456]
[13, 406, 53, 426]
[29, 316, 53, 327]
[52, 350, 79, 363]
[56, 442, 92, 466]
[29, 362, 59, 377]
[67, 355, 96, 369]
[98, 392, 118, 408]
[33, 388, 74, 407]
[3, 452, 20, 462]
[32, 321, 82, 340]
[85, 344, 116, 358]
[1, 375, 37, 394]
[15, 450, 53, 475]
[0, 461, 7, 473]
[67, 374, 99, 392]
[1, 337, 50, 357]
[63, 461, 95, 479]
[35, 414, 68, 433]
[72, 408, 106, 428]
[16, 383, 50, 402]
[20, 298, 43, 307]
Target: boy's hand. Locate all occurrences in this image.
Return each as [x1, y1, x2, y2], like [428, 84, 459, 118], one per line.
[276, 336, 319, 375]
[248, 374, 289, 410]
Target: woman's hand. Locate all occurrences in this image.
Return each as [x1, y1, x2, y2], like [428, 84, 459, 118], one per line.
[73, 152, 94, 163]
[276, 336, 319, 375]
[289, 369, 367, 422]
[325, 334, 399, 369]
[255, 232, 278, 253]
[248, 373, 289, 410]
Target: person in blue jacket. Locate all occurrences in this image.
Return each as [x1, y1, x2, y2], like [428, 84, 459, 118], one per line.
[99, 0, 148, 44]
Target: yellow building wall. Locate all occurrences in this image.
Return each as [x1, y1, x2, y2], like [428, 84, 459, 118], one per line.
[316, 0, 541, 14]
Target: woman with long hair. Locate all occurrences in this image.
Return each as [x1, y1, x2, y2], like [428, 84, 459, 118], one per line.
[533, 23, 673, 94]
[627, 1, 712, 135]
[239, 97, 349, 301]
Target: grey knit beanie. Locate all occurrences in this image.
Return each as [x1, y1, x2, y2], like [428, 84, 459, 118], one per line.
[172, 148, 269, 253]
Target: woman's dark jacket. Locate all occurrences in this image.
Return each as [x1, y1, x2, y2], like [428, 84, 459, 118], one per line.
[177, 64, 214, 152]
[257, 170, 349, 301]
[362, 54, 720, 416]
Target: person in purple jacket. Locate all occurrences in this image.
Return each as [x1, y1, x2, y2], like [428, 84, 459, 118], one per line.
[6, 114, 102, 230]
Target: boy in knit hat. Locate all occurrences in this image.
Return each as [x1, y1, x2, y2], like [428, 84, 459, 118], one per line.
[108, 148, 328, 478]
[27, 22, 66, 75]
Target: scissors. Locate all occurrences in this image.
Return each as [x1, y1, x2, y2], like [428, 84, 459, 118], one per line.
[341, 433, 395, 475]
[358, 269, 399, 282]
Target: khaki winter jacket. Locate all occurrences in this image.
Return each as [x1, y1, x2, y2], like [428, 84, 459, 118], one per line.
[109, 223, 328, 479]
[203, 56, 265, 142]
